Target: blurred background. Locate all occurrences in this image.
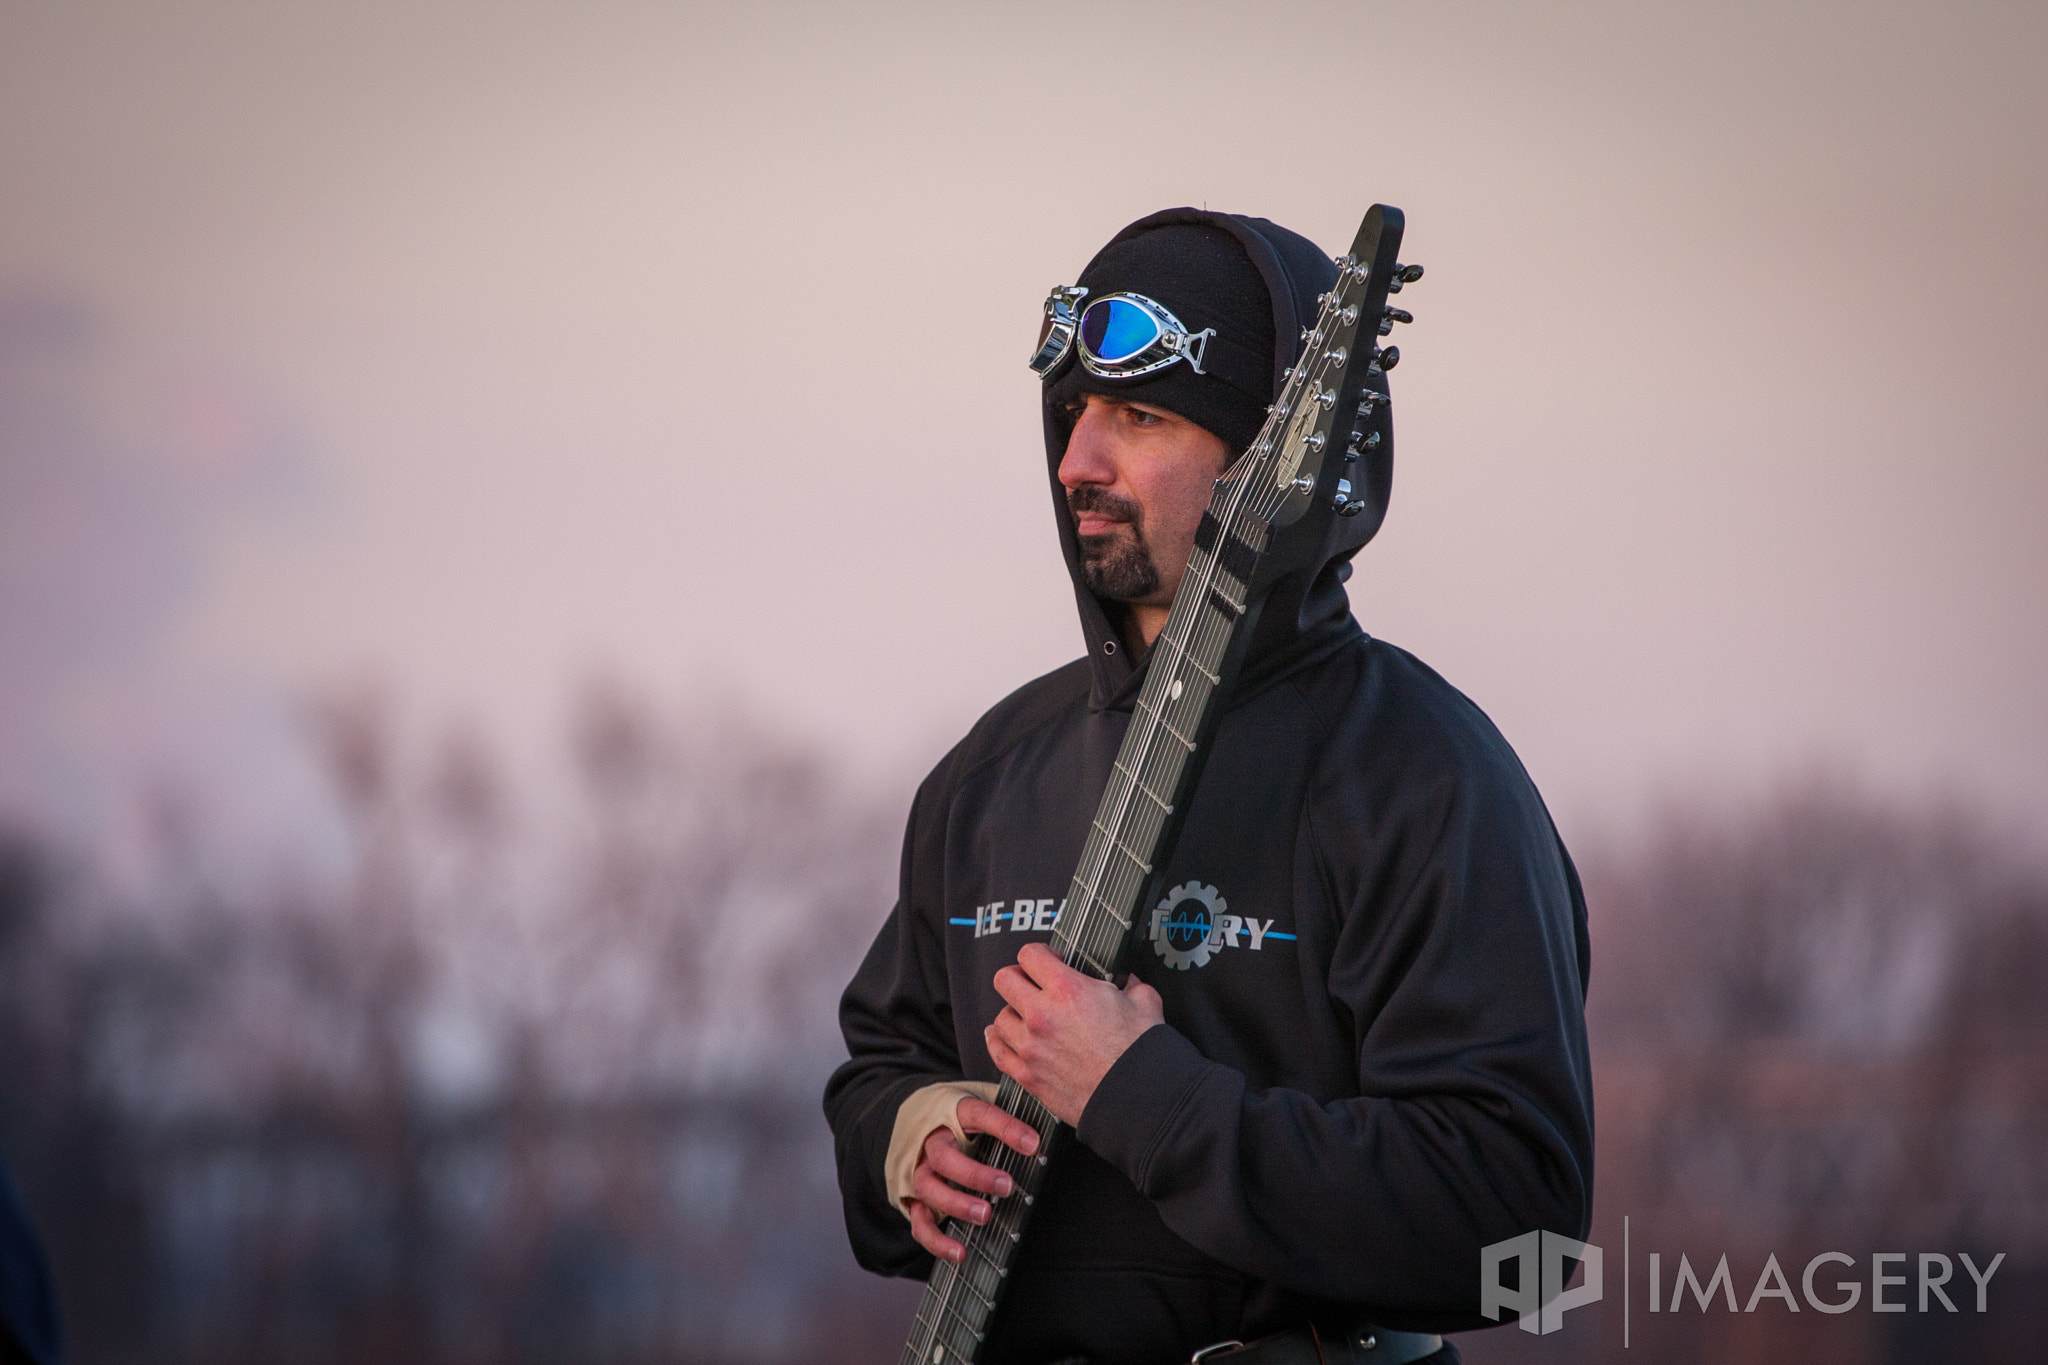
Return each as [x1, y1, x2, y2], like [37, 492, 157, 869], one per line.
[1, 2, 2043, 1362]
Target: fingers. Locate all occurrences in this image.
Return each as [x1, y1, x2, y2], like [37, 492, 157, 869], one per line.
[994, 942, 1081, 1013]
[985, 1019, 1030, 1090]
[990, 963, 1037, 1018]
[909, 1105, 1039, 1267]
[1013, 940, 1067, 985]
[956, 1097, 1041, 1158]
[912, 1152, 998, 1230]
[921, 1126, 1016, 1198]
[907, 1199, 963, 1264]
[1123, 975, 1165, 1019]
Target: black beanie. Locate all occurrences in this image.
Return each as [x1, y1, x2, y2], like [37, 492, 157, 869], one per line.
[1044, 222, 1277, 452]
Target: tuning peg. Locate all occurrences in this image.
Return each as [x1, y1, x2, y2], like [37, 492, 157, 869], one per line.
[1331, 478, 1367, 516]
[1368, 346, 1400, 372]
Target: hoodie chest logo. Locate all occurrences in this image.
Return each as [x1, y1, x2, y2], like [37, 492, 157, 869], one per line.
[1149, 880, 1292, 970]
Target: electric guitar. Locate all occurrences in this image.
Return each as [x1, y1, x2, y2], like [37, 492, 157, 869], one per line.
[901, 204, 1418, 1365]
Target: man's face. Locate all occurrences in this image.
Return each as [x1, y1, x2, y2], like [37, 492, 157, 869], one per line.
[1056, 394, 1230, 611]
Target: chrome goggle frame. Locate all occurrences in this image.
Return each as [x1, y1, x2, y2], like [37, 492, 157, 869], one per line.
[1028, 287, 1216, 381]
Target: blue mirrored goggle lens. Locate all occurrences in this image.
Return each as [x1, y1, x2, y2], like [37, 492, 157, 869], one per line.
[1080, 298, 1162, 363]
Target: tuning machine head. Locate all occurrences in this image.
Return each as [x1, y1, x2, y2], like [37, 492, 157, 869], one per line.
[1387, 263, 1425, 293]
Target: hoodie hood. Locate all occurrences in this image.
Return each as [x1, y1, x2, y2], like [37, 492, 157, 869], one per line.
[1039, 207, 1394, 711]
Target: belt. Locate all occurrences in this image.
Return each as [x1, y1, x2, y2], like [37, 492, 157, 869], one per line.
[1188, 1323, 1444, 1365]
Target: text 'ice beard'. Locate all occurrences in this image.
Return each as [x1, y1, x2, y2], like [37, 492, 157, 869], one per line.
[1069, 487, 1161, 602]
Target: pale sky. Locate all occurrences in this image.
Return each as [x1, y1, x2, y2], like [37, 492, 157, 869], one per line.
[3, 1, 2044, 853]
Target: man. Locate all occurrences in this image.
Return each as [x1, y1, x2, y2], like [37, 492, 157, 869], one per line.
[824, 209, 1593, 1365]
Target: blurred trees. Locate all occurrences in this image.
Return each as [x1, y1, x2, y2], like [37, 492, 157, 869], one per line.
[1588, 783, 2048, 1258]
[4, 734, 2045, 1364]
[1481, 783, 2048, 1365]
[0, 685, 913, 1365]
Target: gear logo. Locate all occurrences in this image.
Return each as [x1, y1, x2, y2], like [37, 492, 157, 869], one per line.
[1153, 881, 1227, 970]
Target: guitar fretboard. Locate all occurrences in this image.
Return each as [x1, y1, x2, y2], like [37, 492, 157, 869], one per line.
[900, 498, 1271, 1365]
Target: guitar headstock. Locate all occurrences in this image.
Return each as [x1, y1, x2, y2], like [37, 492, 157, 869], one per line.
[1218, 204, 1417, 568]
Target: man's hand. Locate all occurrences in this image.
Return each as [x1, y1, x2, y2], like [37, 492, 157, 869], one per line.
[986, 941, 1164, 1126]
[906, 1097, 1041, 1265]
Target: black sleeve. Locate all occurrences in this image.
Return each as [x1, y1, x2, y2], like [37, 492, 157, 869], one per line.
[822, 765, 959, 1280]
[0, 1157, 62, 1365]
[1074, 728, 1595, 1324]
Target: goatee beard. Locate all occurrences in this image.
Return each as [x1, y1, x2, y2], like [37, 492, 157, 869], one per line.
[1068, 487, 1161, 602]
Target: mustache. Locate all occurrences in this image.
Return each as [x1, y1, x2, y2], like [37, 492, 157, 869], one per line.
[1066, 485, 1142, 530]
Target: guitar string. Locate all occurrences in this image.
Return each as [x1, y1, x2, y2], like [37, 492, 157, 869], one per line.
[1060, 269, 1368, 970]
[906, 263, 1378, 1364]
[915, 270, 1372, 1358]
[912, 367, 1366, 1365]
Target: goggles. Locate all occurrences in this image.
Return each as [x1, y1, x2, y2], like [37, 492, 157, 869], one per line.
[1028, 286, 1216, 380]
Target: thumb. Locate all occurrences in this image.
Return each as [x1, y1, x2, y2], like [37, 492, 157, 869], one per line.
[1123, 976, 1164, 1017]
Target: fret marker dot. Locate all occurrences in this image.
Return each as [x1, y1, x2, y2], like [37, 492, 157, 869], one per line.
[1170, 679, 1183, 700]
[932, 1347, 944, 1363]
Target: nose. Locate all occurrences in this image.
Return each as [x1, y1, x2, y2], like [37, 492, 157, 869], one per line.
[1058, 399, 1116, 492]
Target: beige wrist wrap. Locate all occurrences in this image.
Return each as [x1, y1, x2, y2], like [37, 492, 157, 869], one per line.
[885, 1080, 1002, 1219]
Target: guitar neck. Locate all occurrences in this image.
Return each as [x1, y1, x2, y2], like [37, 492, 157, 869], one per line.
[901, 205, 1408, 1365]
[900, 486, 1274, 1365]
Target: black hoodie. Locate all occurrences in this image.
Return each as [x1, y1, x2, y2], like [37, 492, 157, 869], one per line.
[825, 211, 1593, 1364]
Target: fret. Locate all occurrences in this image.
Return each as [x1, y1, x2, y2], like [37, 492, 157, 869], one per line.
[962, 1233, 1011, 1278]
[1192, 513, 1261, 582]
[1156, 637, 1222, 686]
[1114, 759, 1175, 814]
[928, 1288, 985, 1345]
[1080, 840, 1145, 906]
[923, 1327, 974, 1365]
[1205, 582, 1247, 616]
[909, 1302, 978, 1365]
[1133, 697, 1196, 753]
[1089, 813, 1155, 862]
[1071, 878, 1131, 924]
[947, 1264, 998, 1311]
